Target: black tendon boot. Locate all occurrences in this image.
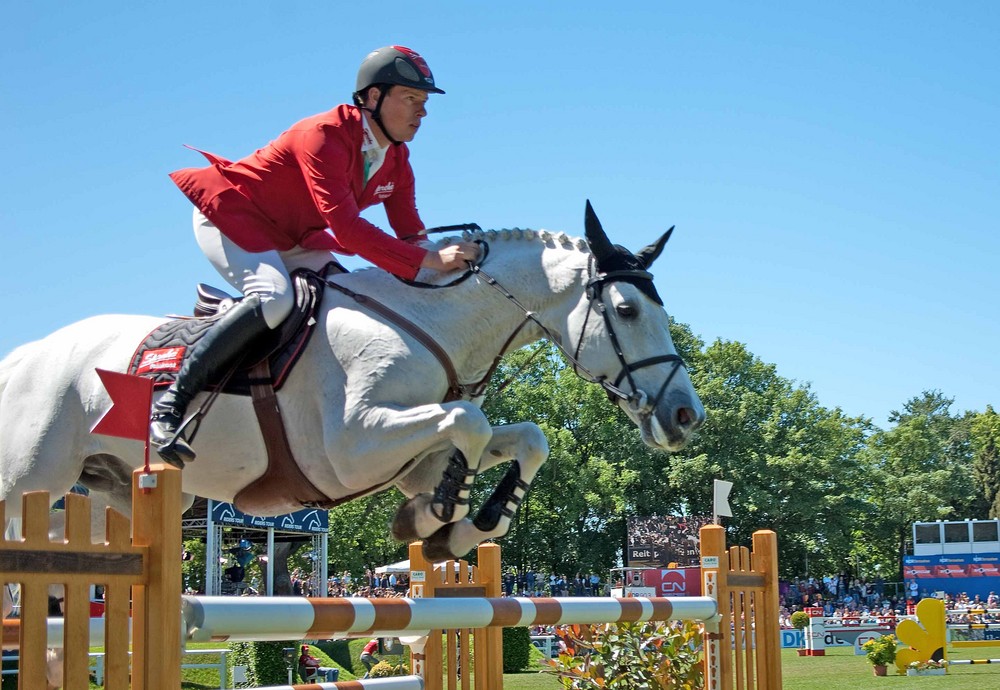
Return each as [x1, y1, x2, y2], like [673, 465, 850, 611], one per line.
[150, 294, 269, 467]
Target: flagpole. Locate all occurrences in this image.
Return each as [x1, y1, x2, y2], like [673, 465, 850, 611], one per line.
[143, 382, 152, 474]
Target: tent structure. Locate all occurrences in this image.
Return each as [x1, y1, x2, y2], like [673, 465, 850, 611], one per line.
[375, 559, 411, 574]
[374, 558, 460, 574]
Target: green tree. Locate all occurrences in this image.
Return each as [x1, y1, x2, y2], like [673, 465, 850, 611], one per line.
[668, 338, 871, 578]
[482, 341, 684, 576]
[326, 491, 410, 575]
[861, 391, 977, 576]
[971, 405, 1000, 517]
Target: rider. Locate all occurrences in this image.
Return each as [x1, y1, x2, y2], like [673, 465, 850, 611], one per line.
[152, 46, 479, 467]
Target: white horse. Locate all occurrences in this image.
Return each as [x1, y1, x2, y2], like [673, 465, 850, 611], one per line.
[0, 203, 704, 565]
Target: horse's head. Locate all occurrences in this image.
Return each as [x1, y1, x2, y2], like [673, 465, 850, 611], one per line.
[568, 201, 705, 451]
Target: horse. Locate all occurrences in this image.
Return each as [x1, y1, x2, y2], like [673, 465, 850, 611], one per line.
[0, 203, 704, 567]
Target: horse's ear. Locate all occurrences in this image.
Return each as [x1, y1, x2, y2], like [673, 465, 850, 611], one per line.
[585, 200, 616, 267]
[635, 226, 674, 269]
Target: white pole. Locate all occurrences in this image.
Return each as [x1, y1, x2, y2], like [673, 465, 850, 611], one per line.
[206, 499, 217, 595]
[266, 528, 275, 596]
[320, 532, 329, 596]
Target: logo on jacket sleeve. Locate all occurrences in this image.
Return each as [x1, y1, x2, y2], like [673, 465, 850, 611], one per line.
[374, 182, 395, 199]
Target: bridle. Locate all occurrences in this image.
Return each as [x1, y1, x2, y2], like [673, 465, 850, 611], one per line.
[471, 249, 687, 412]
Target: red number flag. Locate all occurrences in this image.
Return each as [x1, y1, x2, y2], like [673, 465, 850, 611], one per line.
[91, 369, 153, 441]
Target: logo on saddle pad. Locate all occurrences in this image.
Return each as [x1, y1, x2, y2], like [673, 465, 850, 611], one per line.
[136, 347, 186, 375]
[374, 182, 394, 199]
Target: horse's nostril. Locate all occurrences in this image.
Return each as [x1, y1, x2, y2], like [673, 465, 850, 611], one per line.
[677, 407, 692, 427]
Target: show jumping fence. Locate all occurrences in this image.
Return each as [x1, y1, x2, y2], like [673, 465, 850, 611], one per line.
[0, 465, 781, 689]
[0, 466, 182, 690]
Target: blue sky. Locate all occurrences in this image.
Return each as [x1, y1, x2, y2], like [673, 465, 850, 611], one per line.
[2, 2, 997, 428]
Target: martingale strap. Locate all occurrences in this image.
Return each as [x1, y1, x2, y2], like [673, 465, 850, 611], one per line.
[233, 360, 337, 513]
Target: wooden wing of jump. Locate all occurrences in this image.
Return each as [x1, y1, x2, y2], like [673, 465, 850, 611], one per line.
[409, 541, 503, 690]
[0, 466, 181, 690]
[701, 525, 782, 690]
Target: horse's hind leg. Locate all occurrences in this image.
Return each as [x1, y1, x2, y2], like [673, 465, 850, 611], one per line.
[407, 423, 549, 561]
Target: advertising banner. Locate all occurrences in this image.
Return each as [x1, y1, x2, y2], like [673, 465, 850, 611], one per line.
[638, 567, 703, 597]
[209, 501, 329, 534]
[903, 552, 1000, 598]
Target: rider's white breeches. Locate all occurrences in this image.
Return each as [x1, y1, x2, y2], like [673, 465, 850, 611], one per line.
[192, 209, 331, 329]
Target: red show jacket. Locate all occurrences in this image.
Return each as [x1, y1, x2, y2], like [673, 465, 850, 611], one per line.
[170, 104, 428, 280]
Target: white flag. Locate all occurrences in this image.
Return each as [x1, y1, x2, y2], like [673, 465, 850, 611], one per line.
[714, 479, 733, 519]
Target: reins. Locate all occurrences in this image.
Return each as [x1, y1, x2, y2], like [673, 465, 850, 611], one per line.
[326, 233, 687, 410]
[392, 223, 486, 290]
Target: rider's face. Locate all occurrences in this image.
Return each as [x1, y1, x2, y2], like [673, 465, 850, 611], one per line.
[366, 86, 428, 144]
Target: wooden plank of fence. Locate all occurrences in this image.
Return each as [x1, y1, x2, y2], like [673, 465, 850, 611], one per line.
[752, 530, 781, 690]
[700, 525, 731, 690]
[105, 506, 133, 690]
[131, 465, 182, 690]
[730, 544, 748, 690]
[19, 491, 54, 690]
[63, 493, 93, 690]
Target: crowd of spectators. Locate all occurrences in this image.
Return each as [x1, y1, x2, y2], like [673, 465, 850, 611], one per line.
[627, 516, 711, 567]
[778, 574, 908, 627]
[777, 572, 1000, 630]
[314, 569, 410, 598]
[501, 570, 605, 597]
[941, 591, 1000, 623]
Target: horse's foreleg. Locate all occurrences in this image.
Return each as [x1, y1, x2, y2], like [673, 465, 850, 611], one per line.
[343, 401, 491, 546]
[420, 423, 548, 561]
[390, 448, 481, 544]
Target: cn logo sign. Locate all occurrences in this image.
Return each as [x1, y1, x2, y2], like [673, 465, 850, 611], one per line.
[854, 631, 881, 656]
[659, 570, 686, 595]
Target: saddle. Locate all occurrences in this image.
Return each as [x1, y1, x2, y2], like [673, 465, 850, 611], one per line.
[128, 268, 328, 395]
[129, 267, 341, 515]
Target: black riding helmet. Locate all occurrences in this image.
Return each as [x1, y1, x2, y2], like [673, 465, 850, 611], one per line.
[353, 45, 444, 145]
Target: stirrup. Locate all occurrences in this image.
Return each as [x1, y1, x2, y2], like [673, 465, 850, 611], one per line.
[153, 436, 195, 469]
[150, 414, 196, 468]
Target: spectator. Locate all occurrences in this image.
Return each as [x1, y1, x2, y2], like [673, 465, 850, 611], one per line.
[360, 638, 380, 678]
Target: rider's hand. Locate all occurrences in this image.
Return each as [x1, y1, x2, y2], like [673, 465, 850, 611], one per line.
[421, 241, 480, 272]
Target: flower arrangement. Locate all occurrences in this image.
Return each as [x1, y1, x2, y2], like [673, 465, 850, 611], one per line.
[861, 634, 898, 667]
[908, 660, 946, 671]
[368, 660, 408, 678]
[906, 659, 947, 676]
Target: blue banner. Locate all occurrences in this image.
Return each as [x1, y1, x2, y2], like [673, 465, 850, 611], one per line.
[903, 552, 1000, 598]
[209, 501, 328, 534]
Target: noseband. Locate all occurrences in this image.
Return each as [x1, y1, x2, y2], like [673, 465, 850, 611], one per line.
[572, 256, 686, 410]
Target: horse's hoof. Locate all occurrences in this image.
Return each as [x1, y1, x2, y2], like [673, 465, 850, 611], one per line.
[422, 523, 458, 562]
[391, 498, 422, 542]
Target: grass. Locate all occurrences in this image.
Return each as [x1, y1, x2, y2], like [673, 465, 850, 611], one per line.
[503, 644, 1000, 690]
[782, 645, 1000, 690]
[12, 640, 1000, 689]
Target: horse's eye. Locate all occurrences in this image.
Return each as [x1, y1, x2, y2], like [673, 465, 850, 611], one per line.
[616, 303, 638, 319]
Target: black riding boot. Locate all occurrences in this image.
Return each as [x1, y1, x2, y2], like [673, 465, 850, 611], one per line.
[150, 294, 270, 467]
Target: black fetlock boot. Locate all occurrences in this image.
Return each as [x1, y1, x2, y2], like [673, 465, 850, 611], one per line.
[150, 294, 270, 467]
